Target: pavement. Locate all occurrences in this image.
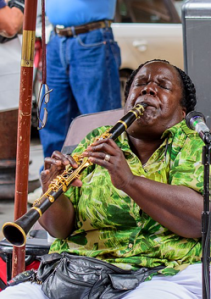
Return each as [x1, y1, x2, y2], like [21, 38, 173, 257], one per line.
[0, 136, 43, 240]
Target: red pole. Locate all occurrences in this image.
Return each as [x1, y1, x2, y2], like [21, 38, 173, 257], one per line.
[12, 0, 38, 277]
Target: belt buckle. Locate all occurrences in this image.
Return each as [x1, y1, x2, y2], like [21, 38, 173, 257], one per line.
[56, 25, 65, 29]
[55, 25, 65, 34]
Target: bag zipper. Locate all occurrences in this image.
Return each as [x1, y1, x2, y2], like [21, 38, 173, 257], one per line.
[63, 254, 132, 274]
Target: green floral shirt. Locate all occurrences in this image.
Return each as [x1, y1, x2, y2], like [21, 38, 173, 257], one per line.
[50, 120, 204, 276]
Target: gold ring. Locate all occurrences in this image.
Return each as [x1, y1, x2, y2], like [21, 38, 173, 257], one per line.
[104, 154, 111, 162]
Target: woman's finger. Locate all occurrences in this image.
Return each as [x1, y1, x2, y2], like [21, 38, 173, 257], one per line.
[44, 157, 63, 170]
[86, 139, 118, 155]
[51, 151, 77, 167]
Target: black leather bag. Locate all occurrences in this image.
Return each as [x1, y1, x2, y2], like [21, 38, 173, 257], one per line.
[37, 252, 163, 299]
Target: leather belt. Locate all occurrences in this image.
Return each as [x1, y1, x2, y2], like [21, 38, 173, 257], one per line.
[54, 20, 112, 37]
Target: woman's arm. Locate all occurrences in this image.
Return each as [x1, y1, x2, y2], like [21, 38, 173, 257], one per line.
[84, 138, 203, 239]
[121, 177, 203, 239]
[38, 151, 82, 239]
[38, 194, 76, 239]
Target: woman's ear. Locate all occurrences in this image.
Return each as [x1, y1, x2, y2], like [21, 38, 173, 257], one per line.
[182, 107, 187, 119]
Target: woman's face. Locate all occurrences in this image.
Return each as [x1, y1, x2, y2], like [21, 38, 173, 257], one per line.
[124, 61, 186, 139]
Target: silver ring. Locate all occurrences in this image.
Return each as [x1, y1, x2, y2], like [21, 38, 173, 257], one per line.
[104, 154, 111, 162]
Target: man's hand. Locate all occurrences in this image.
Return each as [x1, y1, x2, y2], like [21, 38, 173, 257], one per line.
[0, 5, 23, 37]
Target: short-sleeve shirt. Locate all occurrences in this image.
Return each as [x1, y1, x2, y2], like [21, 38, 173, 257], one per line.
[50, 120, 203, 276]
[46, 0, 117, 27]
[0, 0, 6, 9]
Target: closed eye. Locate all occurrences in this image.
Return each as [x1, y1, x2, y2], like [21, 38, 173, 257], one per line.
[134, 82, 147, 87]
[160, 84, 170, 90]
[157, 78, 172, 90]
[134, 77, 148, 87]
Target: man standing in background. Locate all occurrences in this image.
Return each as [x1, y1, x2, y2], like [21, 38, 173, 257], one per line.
[39, 0, 122, 163]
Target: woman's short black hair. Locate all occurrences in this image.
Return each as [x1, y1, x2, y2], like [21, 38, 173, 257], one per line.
[124, 59, 197, 114]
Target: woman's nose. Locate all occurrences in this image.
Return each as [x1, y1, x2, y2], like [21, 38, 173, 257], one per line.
[141, 84, 156, 96]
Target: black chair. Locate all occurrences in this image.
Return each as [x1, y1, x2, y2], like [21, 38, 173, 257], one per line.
[0, 108, 124, 289]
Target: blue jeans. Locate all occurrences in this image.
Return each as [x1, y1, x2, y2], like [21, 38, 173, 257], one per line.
[39, 27, 121, 161]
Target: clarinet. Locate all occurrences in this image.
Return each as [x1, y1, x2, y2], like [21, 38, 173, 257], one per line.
[2, 103, 147, 247]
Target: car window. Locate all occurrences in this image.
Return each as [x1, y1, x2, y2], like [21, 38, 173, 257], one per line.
[115, 0, 182, 24]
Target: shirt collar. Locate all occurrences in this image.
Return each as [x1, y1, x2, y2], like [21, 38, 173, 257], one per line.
[161, 119, 194, 139]
[117, 120, 195, 157]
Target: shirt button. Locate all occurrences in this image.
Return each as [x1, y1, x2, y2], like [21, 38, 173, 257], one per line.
[129, 243, 133, 248]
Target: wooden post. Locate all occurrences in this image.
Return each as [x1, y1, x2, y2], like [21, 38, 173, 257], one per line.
[12, 0, 38, 277]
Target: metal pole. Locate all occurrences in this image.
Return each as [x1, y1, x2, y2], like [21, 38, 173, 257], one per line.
[202, 144, 211, 299]
[12, 0, 38, 278]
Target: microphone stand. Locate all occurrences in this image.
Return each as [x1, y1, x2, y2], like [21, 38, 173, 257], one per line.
[201, 133, 211, 299]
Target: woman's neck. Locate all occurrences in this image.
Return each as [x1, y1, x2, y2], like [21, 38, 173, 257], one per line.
[128, 135, 163, 165]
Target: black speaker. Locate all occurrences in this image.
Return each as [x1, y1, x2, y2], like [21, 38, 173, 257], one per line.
[182, 0, 211, 128]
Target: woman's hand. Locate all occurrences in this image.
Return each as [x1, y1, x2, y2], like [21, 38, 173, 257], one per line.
[83, 139, 134, 191]
[40, 151, 82, 193]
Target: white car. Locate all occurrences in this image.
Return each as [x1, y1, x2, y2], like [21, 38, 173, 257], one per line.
[112, 0, 185, 102]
